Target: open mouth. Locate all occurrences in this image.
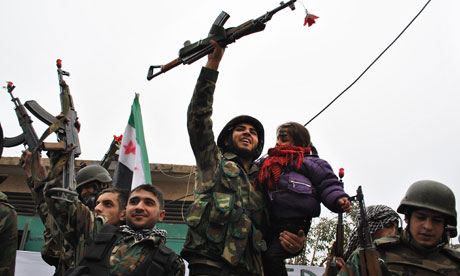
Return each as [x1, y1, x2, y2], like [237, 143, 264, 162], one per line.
[240, 138, 250, 145]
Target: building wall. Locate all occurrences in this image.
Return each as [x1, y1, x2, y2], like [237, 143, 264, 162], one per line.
[0, 156, 196, 202]
[0, 156, 195, 254]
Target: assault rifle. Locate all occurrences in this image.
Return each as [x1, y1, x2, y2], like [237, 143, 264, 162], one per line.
[100, 135, 122, 170]
[352, 186, 384, 276]
[2, 82, 40, 152]
[147, 0, 296, 80]
[56, 59, 81, 192]
[26, 60, 80, 198]
[325, 168, 345, 276]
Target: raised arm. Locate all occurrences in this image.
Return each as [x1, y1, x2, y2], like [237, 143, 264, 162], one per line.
[187, 41, 225, 174]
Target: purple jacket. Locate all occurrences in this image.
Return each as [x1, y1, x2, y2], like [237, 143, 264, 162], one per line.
[259, 155, 348, 218]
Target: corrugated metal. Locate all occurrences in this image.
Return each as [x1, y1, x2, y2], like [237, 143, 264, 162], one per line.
[4, 191, 36, 216]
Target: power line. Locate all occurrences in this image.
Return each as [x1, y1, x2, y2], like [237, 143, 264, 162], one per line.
[304, 0, 432, 126]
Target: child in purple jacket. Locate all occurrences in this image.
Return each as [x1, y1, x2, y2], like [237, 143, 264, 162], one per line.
[256, 122, 351, 276]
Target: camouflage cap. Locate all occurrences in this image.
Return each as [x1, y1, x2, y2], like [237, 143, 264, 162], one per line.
[397, 180, 457, 227]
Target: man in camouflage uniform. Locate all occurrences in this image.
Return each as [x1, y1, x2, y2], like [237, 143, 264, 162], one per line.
[21, 150, 125, 275]
[339, 180, 460, 276]
[45, 181, 184, 276]
[21, 150, 72, 275]
[181, 41, 304, 276]
[0, 190, 17, 276]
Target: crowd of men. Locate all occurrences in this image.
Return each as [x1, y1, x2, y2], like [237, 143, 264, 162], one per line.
[0, 42, 459, 276]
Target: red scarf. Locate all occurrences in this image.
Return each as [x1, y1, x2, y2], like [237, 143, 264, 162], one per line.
[257, 145, 310, 190]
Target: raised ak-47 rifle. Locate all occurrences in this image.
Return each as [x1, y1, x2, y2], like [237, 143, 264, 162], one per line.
[2, 82, 40, 152]
[326, 168, 345, 276]
[100, 135, 122, 170]
[147, 0, 296, 80]
[26, 60, 80, 198]
[352, 186, 385, 276]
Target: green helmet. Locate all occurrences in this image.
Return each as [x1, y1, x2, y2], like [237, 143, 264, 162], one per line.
[76, 164, 112, 192]
[397, 180, 457, 227]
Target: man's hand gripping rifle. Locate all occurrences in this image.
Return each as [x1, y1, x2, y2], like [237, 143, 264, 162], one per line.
[147, 0, 296, 80]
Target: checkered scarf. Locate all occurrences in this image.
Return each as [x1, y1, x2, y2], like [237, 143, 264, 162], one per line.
[119, 225, 168, 244]
[343, 205, 400, 261]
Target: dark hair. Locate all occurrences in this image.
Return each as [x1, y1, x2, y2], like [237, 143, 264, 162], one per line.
[131, 184, 165, 210]
[98, 187, 129, 211]
[277, 122, 311, 147]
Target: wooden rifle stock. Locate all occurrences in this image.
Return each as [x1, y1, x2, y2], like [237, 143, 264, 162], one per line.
[147, 58, 181, 80]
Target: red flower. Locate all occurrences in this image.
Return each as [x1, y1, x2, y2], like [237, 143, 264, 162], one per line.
[113, 134, 123, 145]
[56, 59, 62, 68]
[304, 12, 319, 27]
[7, 82, 13, 88]
[339, 168, 345, 178]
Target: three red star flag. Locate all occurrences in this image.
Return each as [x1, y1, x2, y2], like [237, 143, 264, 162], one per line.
[113, 94, 151, 190]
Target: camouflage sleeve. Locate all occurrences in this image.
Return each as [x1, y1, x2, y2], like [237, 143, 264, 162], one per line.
[44, 177, 102, 248]
[338, 249, 362, 276]
[0, 202, 17, 276]
[187, 67, 221, 185]
[26, 177, 49, 224]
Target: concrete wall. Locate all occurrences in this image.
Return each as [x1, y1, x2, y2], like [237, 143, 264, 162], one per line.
[0, 156, 196, 202]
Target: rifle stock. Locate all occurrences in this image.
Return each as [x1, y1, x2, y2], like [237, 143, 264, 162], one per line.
[147, 0, 296, 80]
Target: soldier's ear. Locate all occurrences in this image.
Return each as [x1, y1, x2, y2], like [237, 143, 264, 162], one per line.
[119, 209, 126, 222]
[158, 209, 166, 223]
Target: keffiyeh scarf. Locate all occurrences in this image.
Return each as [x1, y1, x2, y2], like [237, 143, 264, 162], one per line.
[343, 205, 401, 261]
[119, 225, 168, 245]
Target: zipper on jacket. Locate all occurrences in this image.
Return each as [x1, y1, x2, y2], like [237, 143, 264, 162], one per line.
[289, 180, 311, 188]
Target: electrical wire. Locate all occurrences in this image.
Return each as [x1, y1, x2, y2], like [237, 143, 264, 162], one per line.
[304, 0, 432, 126]
[156, 164, 195, 179]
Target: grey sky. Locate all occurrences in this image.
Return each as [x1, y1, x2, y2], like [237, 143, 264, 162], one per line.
[1, 0, 459, 223]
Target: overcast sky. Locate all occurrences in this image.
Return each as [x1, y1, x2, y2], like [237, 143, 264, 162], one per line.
[1, 0, 459, 227]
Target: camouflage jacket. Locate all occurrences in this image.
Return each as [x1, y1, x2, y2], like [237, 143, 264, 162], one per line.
[27, 177, 74, 275]
[182, 67, 267, 275]
[338, 232, 460, 276]
[0, 192, 17, 276]
[45, 179, 184, 276]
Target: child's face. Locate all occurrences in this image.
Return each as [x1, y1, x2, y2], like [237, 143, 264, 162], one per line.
[276, 128, 293, 146]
